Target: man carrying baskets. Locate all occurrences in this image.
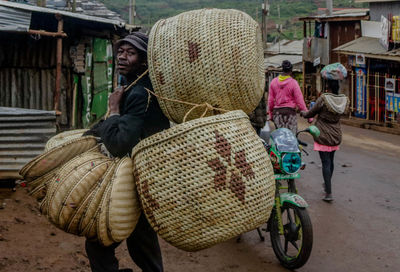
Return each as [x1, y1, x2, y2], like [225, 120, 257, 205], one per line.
[84, 32, 169, 272]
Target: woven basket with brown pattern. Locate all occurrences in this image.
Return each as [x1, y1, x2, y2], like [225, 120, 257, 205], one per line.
[148, 9, 265, 123]
[131, 110, 275, 251]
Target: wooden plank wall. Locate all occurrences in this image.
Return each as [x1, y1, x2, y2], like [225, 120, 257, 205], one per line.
[0, 34, 72, 125]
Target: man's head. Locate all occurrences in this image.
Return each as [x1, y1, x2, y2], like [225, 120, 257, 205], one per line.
[115, 32, 148, 77]
[282, 60, 293, 74]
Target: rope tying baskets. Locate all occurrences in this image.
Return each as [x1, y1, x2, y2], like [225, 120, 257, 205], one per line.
[131, 110, 275, 251]
[148, 9, 265, 123]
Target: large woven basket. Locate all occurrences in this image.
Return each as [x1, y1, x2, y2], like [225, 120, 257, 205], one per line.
[148, 9, 265, 123]
[45, 129, 89, 151]
[131, 110, 275, 251]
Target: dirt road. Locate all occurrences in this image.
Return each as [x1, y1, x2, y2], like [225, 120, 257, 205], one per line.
[1, 121, 399, 272]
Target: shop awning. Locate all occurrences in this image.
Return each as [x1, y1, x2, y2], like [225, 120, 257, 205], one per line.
[333, 36, 400, 62]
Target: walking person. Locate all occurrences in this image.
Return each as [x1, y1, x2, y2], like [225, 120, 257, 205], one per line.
[84, 32, 170, 271]
[300, 79, 349, 202]
[267, 60, 309, 135]
[249, 90, 268, 135]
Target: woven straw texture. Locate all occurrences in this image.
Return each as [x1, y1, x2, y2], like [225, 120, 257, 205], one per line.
[39, 145, 101, 216]
[132, 110, 275, 251]
[148, 9, 265, 123]
[28, 167, 60, 201]
[37, 149, 140, 246]
[46, 152, 111, 224]
[45, 129, 89, 151]
[106, 157, 140, 243]
[78, 161, 117, 239]
[19, 136, 98, 181]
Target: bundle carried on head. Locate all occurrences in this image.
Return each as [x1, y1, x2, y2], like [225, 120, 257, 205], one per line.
[321, 63, 348, 80]
[148, 8, 265, 123]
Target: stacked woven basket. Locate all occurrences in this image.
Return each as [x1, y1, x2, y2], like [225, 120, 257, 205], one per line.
[20, 136, 140, 246]
[130, 8, 275, 251]
[20, 8, 275, 251]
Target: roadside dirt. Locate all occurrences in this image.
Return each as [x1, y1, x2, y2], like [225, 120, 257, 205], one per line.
[0, 186, 281, 272]
[1, 121, 400, 272]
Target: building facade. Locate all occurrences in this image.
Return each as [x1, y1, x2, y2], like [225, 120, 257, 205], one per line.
[335, 0, 400, 126]
[300, 9, 369, 104]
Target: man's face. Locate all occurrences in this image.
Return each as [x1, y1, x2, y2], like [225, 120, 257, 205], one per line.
[116, 43, 142, 76]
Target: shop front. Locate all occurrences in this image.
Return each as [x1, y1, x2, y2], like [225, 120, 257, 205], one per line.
[335, 36, 400, 126]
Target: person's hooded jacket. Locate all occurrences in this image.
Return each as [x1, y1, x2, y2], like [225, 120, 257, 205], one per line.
[302, 93, 349, 146]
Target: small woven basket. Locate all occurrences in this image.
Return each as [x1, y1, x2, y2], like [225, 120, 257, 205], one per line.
[39, 149, 139, 246]
[45, 129, 89, 151]
[19, 136, 98, 182]
[131, 110, 275, 251]
[148, 9, 265, 123]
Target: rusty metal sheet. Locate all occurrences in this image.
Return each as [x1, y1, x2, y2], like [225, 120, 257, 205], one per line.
[329, 21, 358, 64]
[0, 107, 56, 181]
[303, 38, 329, 65]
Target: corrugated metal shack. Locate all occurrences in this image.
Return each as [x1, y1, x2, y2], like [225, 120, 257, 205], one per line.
[331, 0, 400, 127]
[0, 107, 56, 180]
[264, 39, 304, 92]
[0, 1, 139, 181]
[0, 1, 137, 126]
[299, 9, 369, 101]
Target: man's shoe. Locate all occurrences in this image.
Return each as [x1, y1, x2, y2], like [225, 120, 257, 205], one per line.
[323, 194, 333, 202]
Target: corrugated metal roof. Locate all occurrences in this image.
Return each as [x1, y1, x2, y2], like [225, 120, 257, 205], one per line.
[299, 8, 369, 21]
[0, 5, 31, 32]
[265, 39, 303, 56]
[0, 107, 56, 180]
[0, 0, 134, 29]
[333, 36, 400, 61]
[264, 54, 302, 69]
[26, 0, 123, 21]
[355, 0, 397, 2]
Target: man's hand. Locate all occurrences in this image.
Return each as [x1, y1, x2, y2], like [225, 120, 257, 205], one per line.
[108, 87, 124, 114]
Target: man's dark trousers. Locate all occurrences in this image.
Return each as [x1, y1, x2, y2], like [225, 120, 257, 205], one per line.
[85, 214, 163, 272]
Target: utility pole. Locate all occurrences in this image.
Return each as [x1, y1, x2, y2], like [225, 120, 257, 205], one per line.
[129, 0, 136, 25]
[37, 0, 46, 7]
[326, 0, 333, 16]
[261, 0, 270, 46]
[277, 4, 280, 19]
[256, 6, 259, 25]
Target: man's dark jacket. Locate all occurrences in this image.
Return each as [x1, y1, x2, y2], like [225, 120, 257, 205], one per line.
[90, 75, 169, 157]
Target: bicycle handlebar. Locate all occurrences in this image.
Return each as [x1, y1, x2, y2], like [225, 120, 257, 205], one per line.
[298, 139, 308, 147]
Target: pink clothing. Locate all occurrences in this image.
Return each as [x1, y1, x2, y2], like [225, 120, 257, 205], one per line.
[313, 142, 340, 152]
[268, 77, 308, 118]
